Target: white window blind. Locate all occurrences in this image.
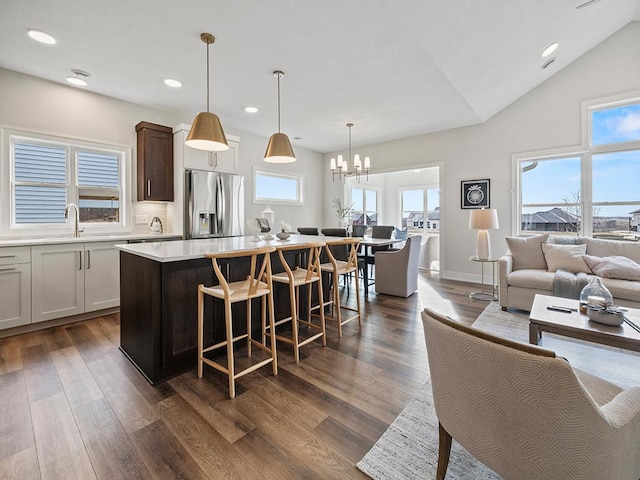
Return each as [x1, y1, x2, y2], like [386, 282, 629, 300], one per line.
[14, 142, 67, 224]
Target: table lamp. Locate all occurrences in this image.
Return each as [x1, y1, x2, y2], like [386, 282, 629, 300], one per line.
[469, 208, 499, 260]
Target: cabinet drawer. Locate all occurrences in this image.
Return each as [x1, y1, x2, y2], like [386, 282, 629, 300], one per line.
[0, 246, 31, 265]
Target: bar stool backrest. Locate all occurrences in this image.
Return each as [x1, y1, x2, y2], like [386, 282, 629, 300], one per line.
[275, 241, 325, 284]
[205, 246, 276, 298]
[324, 238, 361, 272]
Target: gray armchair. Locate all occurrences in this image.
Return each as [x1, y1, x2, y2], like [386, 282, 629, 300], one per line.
[422, 307, 640, 480]
[374, 235, 421, 297]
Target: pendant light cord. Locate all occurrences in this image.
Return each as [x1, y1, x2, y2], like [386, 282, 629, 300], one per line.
[206, 41, 210, 113]
[277, 73, 281, 133]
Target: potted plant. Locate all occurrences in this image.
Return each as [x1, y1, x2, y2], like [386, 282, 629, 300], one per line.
[333, 196, 353, 227]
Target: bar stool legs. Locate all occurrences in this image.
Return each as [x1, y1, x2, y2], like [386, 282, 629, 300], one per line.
[318, 238, 363, 338]
[271, 242, 326, 363]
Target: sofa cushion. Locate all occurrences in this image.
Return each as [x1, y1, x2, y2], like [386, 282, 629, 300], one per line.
[548, 236, 585, 245]
[600, 277, 640, 303]
[582, 238, 640, 264]
[505, 234, 549, 271]
[507, 269, 554, 290]
[541, 243, 591, 273]
[583, 255, 640, 281]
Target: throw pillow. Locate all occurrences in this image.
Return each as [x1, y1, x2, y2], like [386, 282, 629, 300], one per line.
[505, 234, 549, 270]
[541, 243, 591, 273]
[582, 255, 640, 281]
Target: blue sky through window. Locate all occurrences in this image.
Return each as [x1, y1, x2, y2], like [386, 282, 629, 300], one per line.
[523, 102, 640, 218]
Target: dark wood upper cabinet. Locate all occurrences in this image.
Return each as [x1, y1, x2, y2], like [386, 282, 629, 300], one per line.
[135, 121, 174, 201]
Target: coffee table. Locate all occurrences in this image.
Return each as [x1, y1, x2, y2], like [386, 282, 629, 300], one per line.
[529, 294, 640, 353]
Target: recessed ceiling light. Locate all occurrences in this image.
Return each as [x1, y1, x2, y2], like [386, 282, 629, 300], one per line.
[244, 106, 258, 113]
[541, 57, 556, 70]
[66, 69, 90, 86]
[164, 79, 182, 88]
[27, 29, 56, 45]
[541, 42, 559, 58]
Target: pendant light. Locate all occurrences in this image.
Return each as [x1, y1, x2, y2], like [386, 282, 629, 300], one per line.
[185, 33, 229, 152]
[264, 70, 296, 163]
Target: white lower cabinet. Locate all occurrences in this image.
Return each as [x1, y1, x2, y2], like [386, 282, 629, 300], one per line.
[84, 242, 120, 312]
[0, 246, 31, 329]
[31, 241, 120, 323]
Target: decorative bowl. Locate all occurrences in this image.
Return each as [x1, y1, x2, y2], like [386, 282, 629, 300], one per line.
[586, 306, 624, 326]
[276, 231, 290, 240]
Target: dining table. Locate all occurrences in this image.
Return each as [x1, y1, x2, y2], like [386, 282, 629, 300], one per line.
[358, 236, 405, 295]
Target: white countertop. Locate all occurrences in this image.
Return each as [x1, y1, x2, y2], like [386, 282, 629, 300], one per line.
[0, 233, 181, 248]
[117, 234, 333, 262]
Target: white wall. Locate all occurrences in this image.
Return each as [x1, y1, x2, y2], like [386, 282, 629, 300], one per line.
[324, 21, 640, 283]
[0, 67, 324, 238]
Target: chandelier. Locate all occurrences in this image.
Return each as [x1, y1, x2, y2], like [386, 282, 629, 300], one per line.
[330, 123, 370, 182]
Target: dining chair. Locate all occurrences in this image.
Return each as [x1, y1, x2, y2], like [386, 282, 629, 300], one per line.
[374, 235, 421, 297]
[362, 225, 395, 277]
[297, 227, 319, 235]
[320, 228, 347, 237]
[352, 225, 368, 237]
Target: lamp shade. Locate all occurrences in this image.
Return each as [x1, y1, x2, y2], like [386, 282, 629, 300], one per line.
[469, 208, 499, 230]
[185, 112, 229, 152]
[264, 132, 296, 163]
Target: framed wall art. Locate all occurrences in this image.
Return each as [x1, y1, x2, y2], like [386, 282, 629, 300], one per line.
[461, 179, 490, 209]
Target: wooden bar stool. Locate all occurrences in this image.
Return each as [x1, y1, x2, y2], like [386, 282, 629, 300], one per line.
[270, 242, 326, 363]
[318, 238, 362, 337]
[197, 246, 277, 398]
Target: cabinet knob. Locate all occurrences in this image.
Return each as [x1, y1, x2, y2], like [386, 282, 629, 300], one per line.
[147, 180, 151, 196]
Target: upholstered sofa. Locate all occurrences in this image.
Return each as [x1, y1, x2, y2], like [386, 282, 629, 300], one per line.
[498, 234, 640, 311]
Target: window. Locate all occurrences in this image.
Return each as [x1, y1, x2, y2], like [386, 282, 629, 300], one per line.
[254, 170, 303, 203]
[349, 187, 378, 226]
[9, 132, 125, 230]
[516, 98, 640, 239]
[401, 187, 440, 232]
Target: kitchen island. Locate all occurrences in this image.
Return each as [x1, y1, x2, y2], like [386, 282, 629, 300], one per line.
[117, 235, 330, 384]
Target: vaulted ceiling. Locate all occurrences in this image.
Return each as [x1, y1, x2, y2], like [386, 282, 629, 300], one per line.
[1, 0, 639, 152]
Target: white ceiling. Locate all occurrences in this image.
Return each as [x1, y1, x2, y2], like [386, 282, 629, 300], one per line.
[1, 0, 639, 153]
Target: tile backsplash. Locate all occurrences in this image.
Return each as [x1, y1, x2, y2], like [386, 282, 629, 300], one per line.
[131, 202, 168, 234]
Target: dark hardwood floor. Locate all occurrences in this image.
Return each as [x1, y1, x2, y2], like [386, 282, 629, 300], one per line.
[0, 272, 487, 479]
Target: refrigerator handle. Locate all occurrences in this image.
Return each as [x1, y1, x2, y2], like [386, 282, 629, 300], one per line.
[216, 173, 224, 234]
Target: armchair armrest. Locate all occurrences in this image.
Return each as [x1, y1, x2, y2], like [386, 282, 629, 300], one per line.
[498, 254, 513, 308]
[600, 386, 640, 428]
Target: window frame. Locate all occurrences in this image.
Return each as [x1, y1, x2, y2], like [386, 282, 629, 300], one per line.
[1, 127, 131, 237]
[513, 93, 640, 238]
[253, 168, 304, 205]
[348, 185, 381, 226]
[399, 184, 440, 232]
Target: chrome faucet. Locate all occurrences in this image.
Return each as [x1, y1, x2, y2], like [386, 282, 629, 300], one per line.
[64, 203, 84, 237]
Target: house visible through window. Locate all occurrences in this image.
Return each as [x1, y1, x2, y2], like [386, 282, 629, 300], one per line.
[516, 98, 640, 239]
[11, 134, 124, 227]
[349, 187, 378, 226]
[401, 187, 440, 232]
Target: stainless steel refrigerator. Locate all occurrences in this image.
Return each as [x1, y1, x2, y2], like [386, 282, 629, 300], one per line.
[184, 169, 245, 239]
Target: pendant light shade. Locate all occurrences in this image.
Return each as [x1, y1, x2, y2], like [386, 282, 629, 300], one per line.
[185, 112, 228, 151]
[264, 70, 295, 163]
[264, 132, 296, 163]
[186, 33, 229, 152]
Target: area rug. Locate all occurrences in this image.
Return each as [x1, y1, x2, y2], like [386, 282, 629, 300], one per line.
[356, 302, 640, 480]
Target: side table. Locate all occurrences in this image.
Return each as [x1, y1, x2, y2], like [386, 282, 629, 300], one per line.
[469, 256, 498, 301]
